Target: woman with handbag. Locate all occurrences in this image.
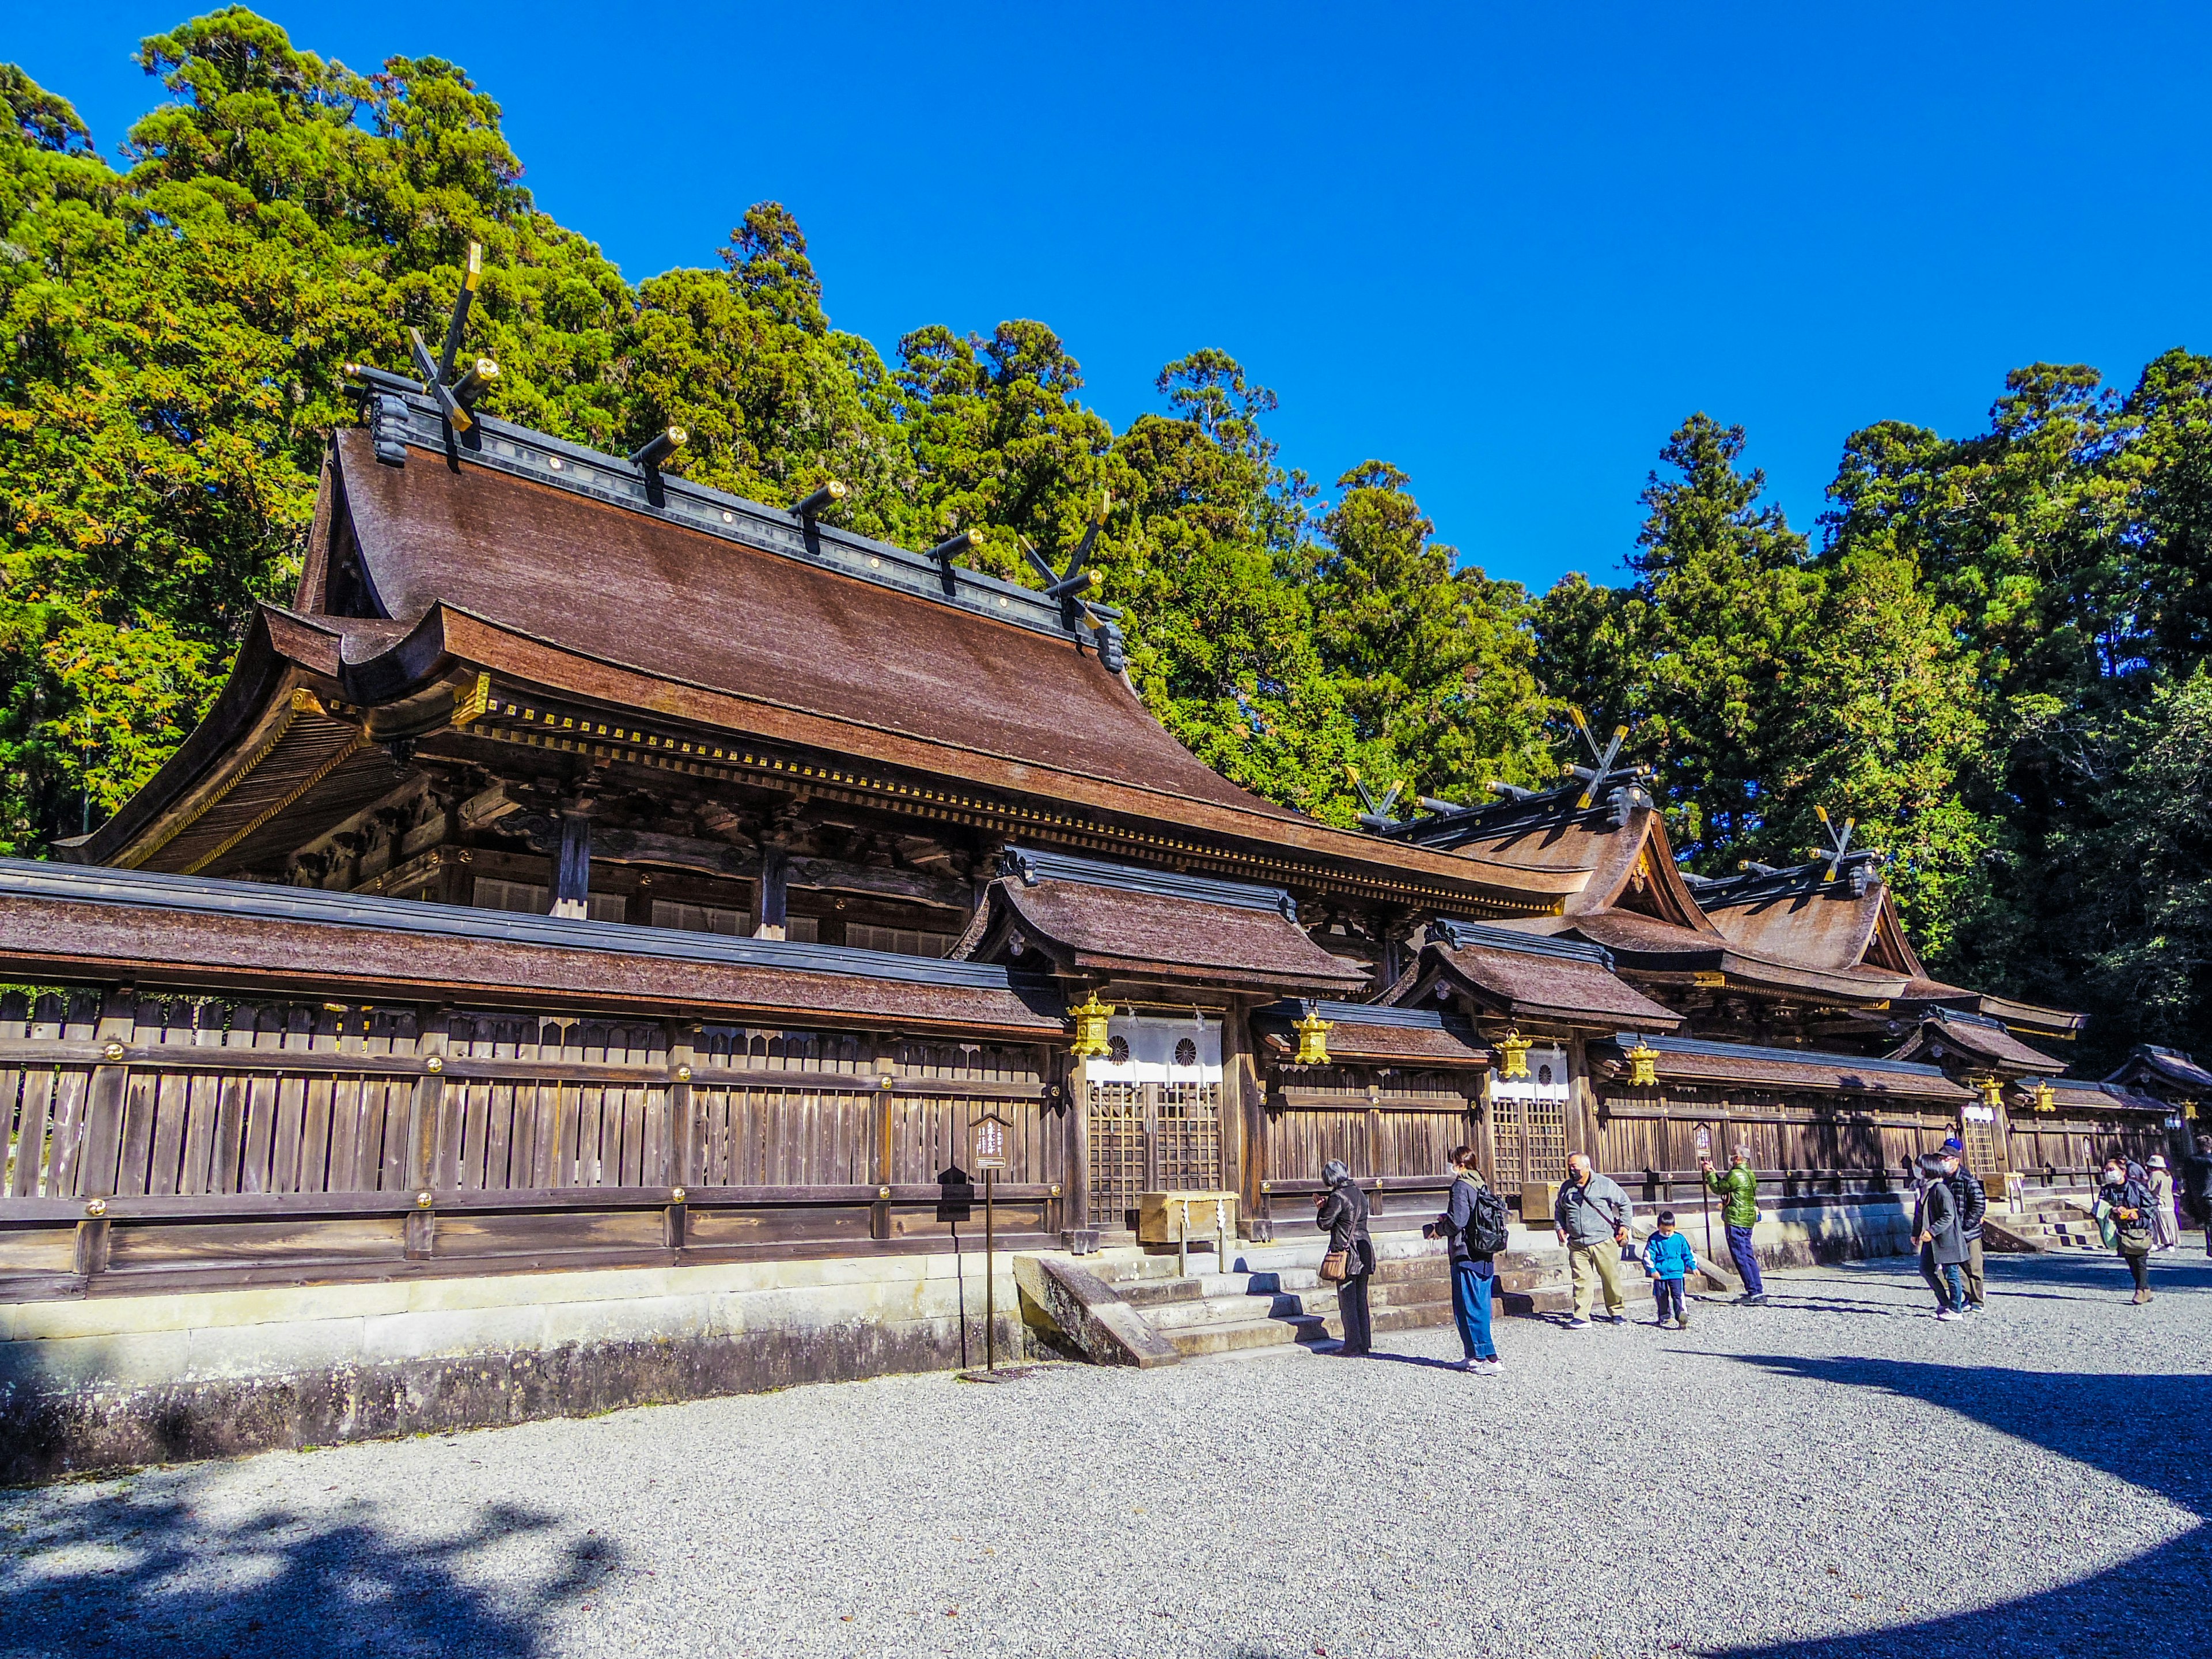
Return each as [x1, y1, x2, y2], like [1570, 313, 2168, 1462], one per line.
[1316, 1159, 1374, 1356]
[2100, 1156, 2158, 1304]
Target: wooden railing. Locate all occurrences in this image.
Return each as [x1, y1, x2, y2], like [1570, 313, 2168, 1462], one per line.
[0, 989, 1067, 1298]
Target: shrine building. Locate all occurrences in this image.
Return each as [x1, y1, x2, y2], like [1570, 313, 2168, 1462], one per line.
[0, 339, 2192, 1472]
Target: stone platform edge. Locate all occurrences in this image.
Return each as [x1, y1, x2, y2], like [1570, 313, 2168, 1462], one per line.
[0, 1252, 1048, 1484]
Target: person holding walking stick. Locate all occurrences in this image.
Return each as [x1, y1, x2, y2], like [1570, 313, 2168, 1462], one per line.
[1699, 1144, 1767, 1306]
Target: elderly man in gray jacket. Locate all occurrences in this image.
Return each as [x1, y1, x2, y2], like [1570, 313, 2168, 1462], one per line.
[1554, 1153, 1633, 1328]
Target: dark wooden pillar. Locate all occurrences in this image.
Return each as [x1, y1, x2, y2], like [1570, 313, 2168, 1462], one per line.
[551, 813, 591, 919]
[755, 844, 789, 940]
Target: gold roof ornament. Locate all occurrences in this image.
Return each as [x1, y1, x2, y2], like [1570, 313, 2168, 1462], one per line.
[1069, 992, 1112, 1060]
[1496, 1029, 1533, 1080]
[1291, 1007, 1334, 1066]
[1625, 1040, 1660, 1089]
[2033, 1081, 2056, 1113]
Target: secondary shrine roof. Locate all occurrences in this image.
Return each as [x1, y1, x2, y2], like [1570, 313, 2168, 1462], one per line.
[1593, 1031, 1971, 1102]
[956, 847, 1369, 994]
[0, 859, 1063, 1035]
[1889, 1007, 2067, 1075]
[1383, 920, 1685, 1031]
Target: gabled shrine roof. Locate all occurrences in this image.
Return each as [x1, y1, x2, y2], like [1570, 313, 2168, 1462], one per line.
[957, 846, 1369, 994]
[1690, 859, 1924, 979]
[2015, 1075, 2168, 1115]
[2105, 1045, 2212, 1093]
[1382, 921, 1684, 1031]
[1889, 1007, 2067, 1075]
[70, 395, 1585, 914]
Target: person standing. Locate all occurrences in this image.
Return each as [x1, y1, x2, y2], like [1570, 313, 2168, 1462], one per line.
[1941, 1138, 1988, 1312]
[1913, 1152, 1968, 1321]
[1554, 1153, 1633, 1330]
[1642, 1210, 1698, 1330]
[2146, 1156, 2180, 1251]
[1317, 1159, 1375, 1355]
[2185, 1134, 2212, 1258]
[1425, 1146, 1504, 1374]
[1698, 1145, 1767, 1306]
[2100, 1156, 2157, 1304]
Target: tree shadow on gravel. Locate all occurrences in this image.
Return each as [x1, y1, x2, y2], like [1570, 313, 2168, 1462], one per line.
[1713, 1357, 2212, 1659]
[0, 1486, 601, 1658]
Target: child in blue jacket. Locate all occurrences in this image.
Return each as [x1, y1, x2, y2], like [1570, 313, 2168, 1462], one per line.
[1642, 1210, 1697, 1329]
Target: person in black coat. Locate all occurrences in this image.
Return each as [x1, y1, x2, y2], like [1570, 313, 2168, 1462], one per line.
[1913, 1153, 1968, 1321]
[2100, 1156, 2158, 1304]
[2184, 1134, 2212, 1259]
[1941, 1138, 1988, 1311]
[1317, 1159, 1375, 1356]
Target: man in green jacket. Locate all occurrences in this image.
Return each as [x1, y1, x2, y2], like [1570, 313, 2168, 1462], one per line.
[1699, 1145, 1767, 1304]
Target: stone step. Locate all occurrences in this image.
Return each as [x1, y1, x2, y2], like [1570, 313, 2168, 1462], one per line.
[1165, 1313, 1327, 1358]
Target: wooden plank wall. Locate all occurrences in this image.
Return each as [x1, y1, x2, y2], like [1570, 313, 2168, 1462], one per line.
[1260, 1065, 1476, 1236]
[0, 989, 1065, 1301]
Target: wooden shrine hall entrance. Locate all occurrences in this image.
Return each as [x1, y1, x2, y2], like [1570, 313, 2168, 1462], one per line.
[1082, 1012, 1225, 1233]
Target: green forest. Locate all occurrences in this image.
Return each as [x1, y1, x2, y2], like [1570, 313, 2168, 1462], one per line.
[3, 12, 2209, 1066]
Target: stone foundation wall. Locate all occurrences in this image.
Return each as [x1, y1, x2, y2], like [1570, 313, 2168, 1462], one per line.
[0, 1253, 1048, 1484]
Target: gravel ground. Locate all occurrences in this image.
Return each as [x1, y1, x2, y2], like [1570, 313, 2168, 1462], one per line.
[2, 1245, 2208, 1659]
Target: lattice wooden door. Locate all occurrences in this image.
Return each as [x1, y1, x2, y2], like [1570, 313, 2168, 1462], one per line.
[1962, 1116, 2001, 1180]
[1491, 1094, 1567, 1189]
[1087, 1080, 1223, 1230]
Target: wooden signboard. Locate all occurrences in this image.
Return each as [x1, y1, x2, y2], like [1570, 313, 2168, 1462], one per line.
[970, 1111, 1010, 1173]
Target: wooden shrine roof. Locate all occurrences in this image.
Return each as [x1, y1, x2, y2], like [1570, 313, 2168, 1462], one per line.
[1385, 921, 1684, 1031]
[1889, 1009, 2067, 1075]
[2104, 1045, 2212, 1094]
[0, 859, 1064, 1037]
[69, 404, 1584, 914]
[2016, 1076, 2170, 1116]
[957, 848, 1369, 994]
[1691, 863, 1924, 979]
[1254, 999, 1493, 1067]
[1593, 1032, 1971, 1102]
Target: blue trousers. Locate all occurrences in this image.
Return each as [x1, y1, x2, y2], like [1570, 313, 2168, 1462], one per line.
[1726, 1222, 1764, 1294]
[1920, 1245, 1964, 1310]
[1450, 1260, 1497, 1361]
[1653, 1277, 1686, 1321]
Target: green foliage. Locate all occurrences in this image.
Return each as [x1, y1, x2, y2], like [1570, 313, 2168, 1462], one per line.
[10, 12, 2212, 1062]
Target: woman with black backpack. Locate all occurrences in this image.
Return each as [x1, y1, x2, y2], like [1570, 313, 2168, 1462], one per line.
[1424, 1146, 1506, 1375]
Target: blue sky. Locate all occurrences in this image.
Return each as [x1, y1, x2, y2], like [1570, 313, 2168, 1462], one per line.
[14, 3, 2211, 592]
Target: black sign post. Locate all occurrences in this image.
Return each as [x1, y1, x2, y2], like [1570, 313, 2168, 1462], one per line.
[970, 1113, 1010, 1373]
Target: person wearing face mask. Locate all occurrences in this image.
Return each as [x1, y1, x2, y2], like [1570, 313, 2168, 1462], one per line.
[1939, 1138, 1987, 1312]
[2099, 1156, 2157, 1304]
[1912, 1152, 1968, 1321]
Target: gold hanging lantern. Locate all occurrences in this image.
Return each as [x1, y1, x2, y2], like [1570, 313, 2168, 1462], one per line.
[1625, 1040, 1660, 1089]
[1291, 1008, 1334, 1066]
[1068, 993, 1113, 1059]
[2032, 1081, 2056, 1114]
[1496, 1029, 1533, 1081]
[1976, 1075, 2003, 1111]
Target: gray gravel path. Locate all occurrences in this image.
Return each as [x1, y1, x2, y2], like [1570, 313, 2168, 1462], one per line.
[2, 1246, 2208, 1659]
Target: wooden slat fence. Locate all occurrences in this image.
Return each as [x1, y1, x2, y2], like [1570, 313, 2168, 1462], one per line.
[0, 989, 1065, 1300]
[1261, 1065, 1477, 1236]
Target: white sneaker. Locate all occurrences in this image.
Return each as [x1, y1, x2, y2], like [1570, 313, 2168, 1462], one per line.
[1480, 1357, 1504, 1374]
[1935, 1309, 1962, 1323]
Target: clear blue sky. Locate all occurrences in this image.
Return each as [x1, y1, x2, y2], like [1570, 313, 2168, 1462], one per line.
[14, 3, 2211, 592]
